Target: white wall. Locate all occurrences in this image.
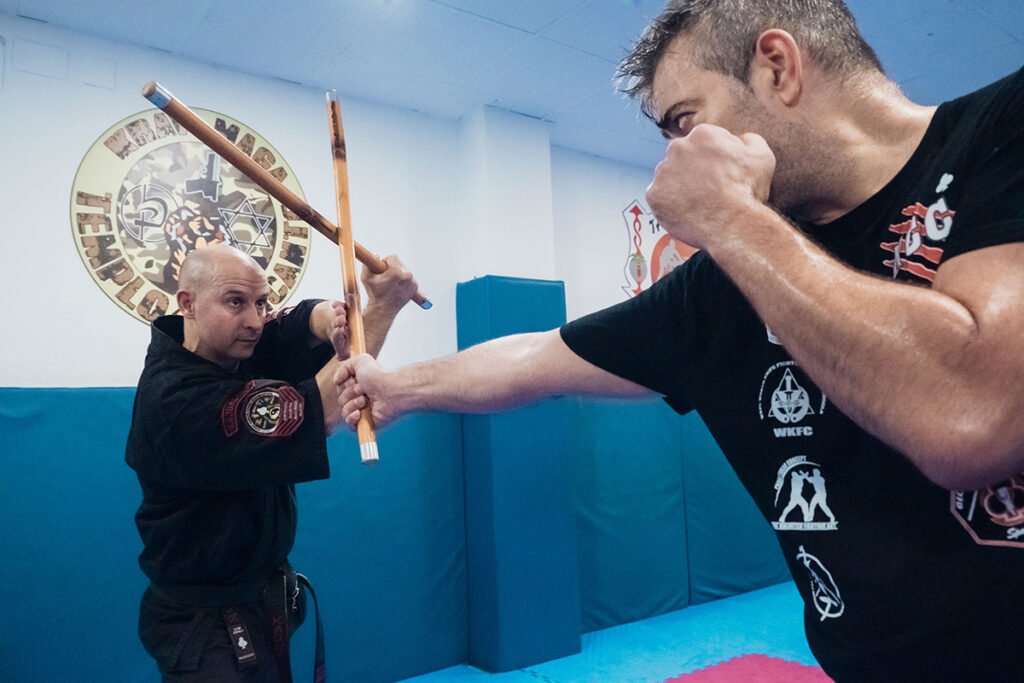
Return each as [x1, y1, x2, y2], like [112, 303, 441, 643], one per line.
[0, 15, 656, 388]
[459, 106, 557, 281]
[551, 147, 656, 320]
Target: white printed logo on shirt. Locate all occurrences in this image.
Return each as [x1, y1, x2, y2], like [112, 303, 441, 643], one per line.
[797, 546, 845, 621]
[758, 361, 827, 438]
[772, 456, 838, 531]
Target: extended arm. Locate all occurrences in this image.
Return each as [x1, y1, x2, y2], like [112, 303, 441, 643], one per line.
[647, 125, 1024, 489]
[337, 329, 655, 428]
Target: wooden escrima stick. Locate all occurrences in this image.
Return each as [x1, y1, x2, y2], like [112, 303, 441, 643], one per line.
[141, 81, 432, 310]
[326, 90, 378, 465]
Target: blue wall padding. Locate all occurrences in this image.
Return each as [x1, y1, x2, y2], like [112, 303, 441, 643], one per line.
[455, 275, 568, 347]
[456, 276, 582, 672]
[462, 405, 581, 671]
[0, 287, 792, 680]
[0, 387, 154, 683]
[0, 387, 467, 683]
[676, 411, 791, 604]
[571, 397, 690, 632]
[291, 412, 468, 682]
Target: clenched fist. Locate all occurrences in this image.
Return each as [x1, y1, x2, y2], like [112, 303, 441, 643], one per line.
[646, 123, 775, 254]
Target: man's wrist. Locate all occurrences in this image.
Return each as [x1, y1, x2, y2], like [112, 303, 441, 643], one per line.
[362, 300, 402, 326]
[703, 199, 783, 259]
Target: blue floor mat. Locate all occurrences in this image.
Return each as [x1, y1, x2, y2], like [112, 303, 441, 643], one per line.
[401, 581, 818, 683]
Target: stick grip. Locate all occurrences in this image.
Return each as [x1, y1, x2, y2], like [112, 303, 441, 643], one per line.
[141, 81, 431, 310]
[328, 92, 379, 465]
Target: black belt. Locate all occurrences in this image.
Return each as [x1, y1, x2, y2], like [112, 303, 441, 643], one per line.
[267, 569, 326, 683]
[149, 576, 267, 606]
[150, 565, 326, 682]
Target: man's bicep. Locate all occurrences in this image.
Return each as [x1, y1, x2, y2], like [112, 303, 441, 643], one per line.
[531, 329, 657, 399]
[931, 241, 1024, 479]
[935, 241, 1024, 336]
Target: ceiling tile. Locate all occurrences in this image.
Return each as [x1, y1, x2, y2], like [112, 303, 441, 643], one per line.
[898, 40, 1024, 105]
[200, 0, 354, 53]
[13, 0, 218, 51]
[845, 0, 956, 38]
[961, 0, 1024, 40]
[334, 0, 531, 90]
[426, 0, 589, 33]
[6, 0, 1024, 169]
[464, 35, 619, 116]
[540, 0, 666, 62]
[332, 66, 489, 120]
[868, 3, 1019, 91]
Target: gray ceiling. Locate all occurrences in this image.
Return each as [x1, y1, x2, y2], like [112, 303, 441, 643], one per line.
[3, 0, 1022, 169]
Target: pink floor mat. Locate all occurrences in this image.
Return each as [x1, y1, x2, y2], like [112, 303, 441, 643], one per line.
[665, 654, 832, 682]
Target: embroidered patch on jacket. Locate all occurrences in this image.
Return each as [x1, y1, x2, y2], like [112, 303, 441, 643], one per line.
[222, 380, 304, 438]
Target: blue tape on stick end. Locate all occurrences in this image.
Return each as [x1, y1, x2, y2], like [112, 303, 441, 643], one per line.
[144, 83, 172, 109]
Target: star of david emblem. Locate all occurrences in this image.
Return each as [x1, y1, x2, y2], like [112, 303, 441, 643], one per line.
[219, 197, 274, 255]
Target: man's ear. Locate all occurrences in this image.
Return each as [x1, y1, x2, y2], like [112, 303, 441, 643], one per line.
[749, 29, 803, 107]
[177, 289, 196, 319]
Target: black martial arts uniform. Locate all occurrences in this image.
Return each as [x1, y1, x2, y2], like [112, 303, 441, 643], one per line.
[126, 300, 331, 681]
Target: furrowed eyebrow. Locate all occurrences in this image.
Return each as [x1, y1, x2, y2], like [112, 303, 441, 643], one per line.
[655, 99, 698, 134]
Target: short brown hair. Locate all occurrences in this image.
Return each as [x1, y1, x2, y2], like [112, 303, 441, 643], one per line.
[619, 0, 883, 118]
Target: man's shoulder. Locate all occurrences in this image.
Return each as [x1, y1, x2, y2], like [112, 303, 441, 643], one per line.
[939, 67, 1024, 133]
[650, 249, 728, 299]
[957, 67, 1023, 105]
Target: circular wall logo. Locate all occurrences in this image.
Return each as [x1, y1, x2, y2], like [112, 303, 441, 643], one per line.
[70, 106, 312, 324]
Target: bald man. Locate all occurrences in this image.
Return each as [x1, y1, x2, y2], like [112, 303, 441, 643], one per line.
[126, 243, 417, 681]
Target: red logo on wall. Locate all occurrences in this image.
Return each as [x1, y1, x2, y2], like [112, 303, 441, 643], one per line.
[622, 200, 695, 298]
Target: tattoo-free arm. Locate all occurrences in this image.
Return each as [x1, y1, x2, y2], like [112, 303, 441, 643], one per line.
[647, 123, 1024, 490]
[338, 329, 655, 428]
[360, 254, 418, 358]
[709, 203, 1024, 490]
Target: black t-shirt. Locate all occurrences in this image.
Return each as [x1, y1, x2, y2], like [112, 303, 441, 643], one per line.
[126, 299, 334, 589]
[561, 69, 1024, 681]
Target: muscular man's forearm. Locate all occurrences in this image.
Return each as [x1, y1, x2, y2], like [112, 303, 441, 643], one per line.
[379, 330, 652, 416]
[709, 203, 1024, 488]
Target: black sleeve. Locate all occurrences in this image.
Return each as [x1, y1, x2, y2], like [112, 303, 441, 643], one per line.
[135, 369, 330, 492]
[943, 67, 1024, 259]
[559, 253, 717, 412]
[249, 299, 335, 383]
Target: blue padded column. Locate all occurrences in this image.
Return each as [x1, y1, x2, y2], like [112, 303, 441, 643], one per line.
[678, 411, 791, 604]
[456, 275, 581, 672]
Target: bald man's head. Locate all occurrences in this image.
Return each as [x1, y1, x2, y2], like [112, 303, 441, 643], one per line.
[178, 243, 264, 294]
[176, 244, 272, 368]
